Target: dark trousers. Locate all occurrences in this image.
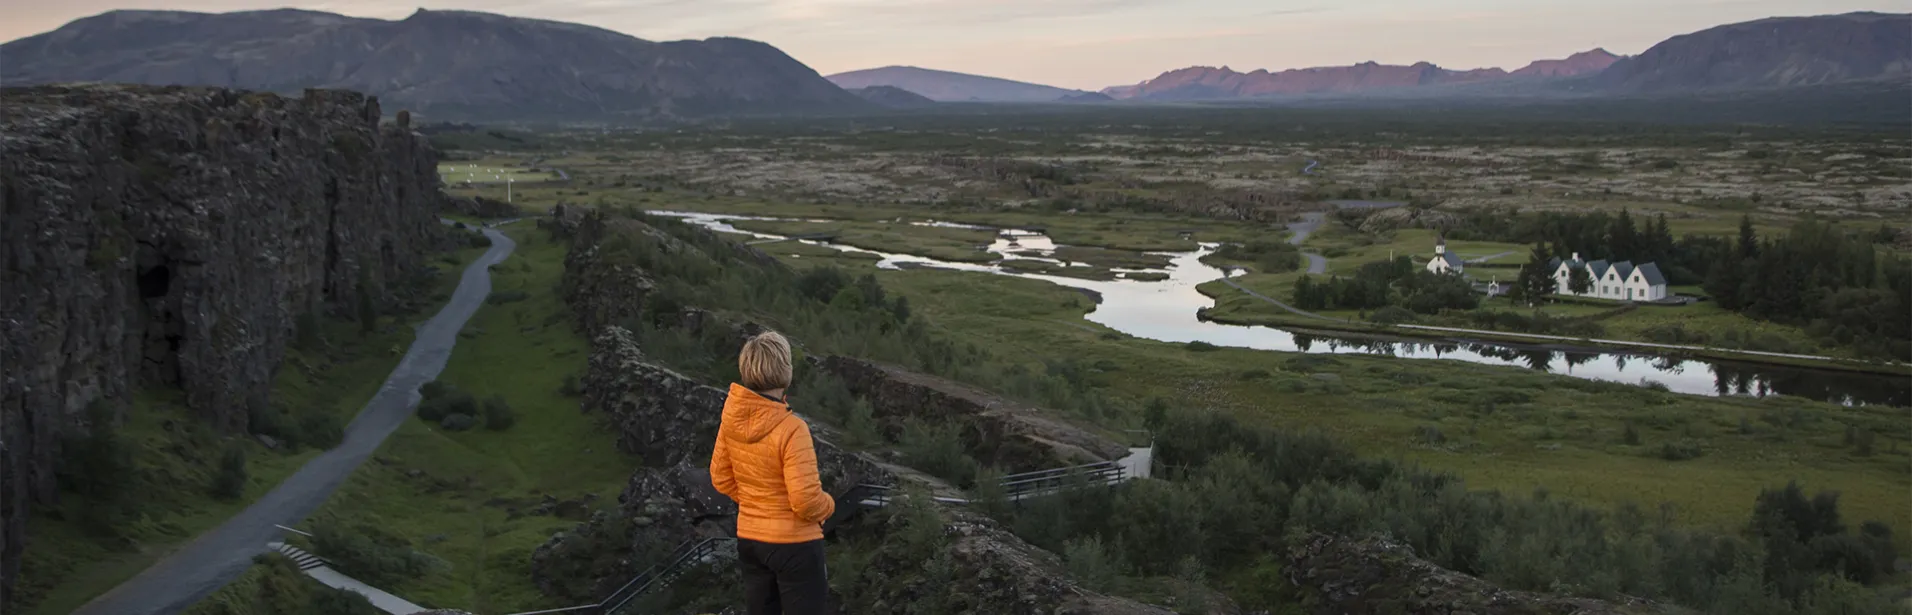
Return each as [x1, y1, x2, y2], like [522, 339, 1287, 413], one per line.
[737, 538, 830, 615]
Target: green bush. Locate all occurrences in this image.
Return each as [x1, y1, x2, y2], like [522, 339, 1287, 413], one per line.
[1368, 306, 1417, 325]
[211, 445, 249, 500]
[418, 389, 475, 423]
[898, 417, 978, 487]
[1184, 341, 1220, 352]
[1658, 441, 1704, 461]
[482, 395, 516, 430]
[440, 413, 477, 431]
[1062, 536, 1123, 592]
[303, 586, 379, 615]
[485, 290, 529, 305]
[420, 380, 452, 401]
[310, 523, 433, 587]
[56, 400, 133, 531]
[298, 410, 345, 450]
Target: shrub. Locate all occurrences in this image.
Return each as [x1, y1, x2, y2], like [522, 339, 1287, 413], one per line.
[310, 523, 433, 587]
[306, 587, 381, 615]
[1416, 425, 1446, 445]
[1658, 441, 1704, 461]
[899, 417, 978, 487]
[420, 380, 452, 401]
[1238, 369, 1272, 381]
[57, 400, 133, 529]
[485, 290, 529, 305]
[440, 413, 477, 431]
[298, 410, 345, 449]
[1062, 536, 1122, 592]
[1184, 341, 1221, 352]
[1368, 306, 1418, 325]
[1622, 422, 1641, 445]
[482, 396, 516, 430]
[418, 390, 475, 423]
[212, 444, 249, 500]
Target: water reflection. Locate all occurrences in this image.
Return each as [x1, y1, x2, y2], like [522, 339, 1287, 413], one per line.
[651, 210, 1910, 407]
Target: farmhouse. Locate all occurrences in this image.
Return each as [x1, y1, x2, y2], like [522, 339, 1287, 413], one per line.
[1550, 253, 1668, 301]
[1425, 236, 1465, 275]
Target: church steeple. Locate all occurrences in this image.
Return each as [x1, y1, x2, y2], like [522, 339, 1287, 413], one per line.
[1435, 233, 1446, 255]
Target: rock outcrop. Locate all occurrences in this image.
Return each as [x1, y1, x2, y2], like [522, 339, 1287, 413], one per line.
[0, 84, 444, 602]
[851, 497, 1180, 615]
[582, 327, 725, 466]
[1284, 533, 1663, 615]
[818, 356, 1129, 472]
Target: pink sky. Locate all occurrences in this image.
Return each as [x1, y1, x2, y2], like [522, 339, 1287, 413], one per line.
[2, 0, 1902, 89]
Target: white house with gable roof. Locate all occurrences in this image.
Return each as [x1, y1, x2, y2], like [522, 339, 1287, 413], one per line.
[1549, 252, 1667, 301]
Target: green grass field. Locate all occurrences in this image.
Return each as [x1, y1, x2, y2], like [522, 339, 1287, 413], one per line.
[274, 227, 635, 613]
[872, 265, 1911, 543]
[17, 244, 488, 615]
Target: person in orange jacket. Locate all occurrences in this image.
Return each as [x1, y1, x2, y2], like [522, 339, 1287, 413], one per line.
[711, 331, 835, 615]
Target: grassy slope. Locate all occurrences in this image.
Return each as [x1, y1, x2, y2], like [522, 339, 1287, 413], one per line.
[264, 227, 633, 613]
[16, 244, 487, 615]
[869, 264, 1911, 545]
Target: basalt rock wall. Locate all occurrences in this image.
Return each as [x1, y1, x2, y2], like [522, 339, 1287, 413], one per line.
[0, 84, 444, 602]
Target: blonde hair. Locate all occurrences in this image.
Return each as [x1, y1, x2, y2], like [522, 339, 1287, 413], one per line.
[738, 331, 793, 392]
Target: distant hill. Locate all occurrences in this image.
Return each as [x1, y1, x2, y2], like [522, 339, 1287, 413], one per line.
[1103, 12, 1911, 100]
[1059, 91, 1115, 103]
[1101, 61, 1517, 100]
[1512, 48, 1621, 78]
[0, 8, 871, 120]
[1594, 12, 1911, 93]
[848, 85, 937, 108]
[827, 66, 1090, 102]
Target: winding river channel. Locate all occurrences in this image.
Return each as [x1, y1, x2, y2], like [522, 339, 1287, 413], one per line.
[652, 211, 1909, 407]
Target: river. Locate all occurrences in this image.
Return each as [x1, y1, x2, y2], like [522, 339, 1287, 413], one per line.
[651, 211, 1908, 407]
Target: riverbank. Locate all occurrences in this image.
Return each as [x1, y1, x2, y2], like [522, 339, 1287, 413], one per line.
[1193, 284, 1912, 379]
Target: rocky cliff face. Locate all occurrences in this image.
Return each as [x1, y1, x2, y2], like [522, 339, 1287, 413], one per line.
[2, 8, 873, 121]
[1285, 533, 1662, 615]
[818, 356, 1129, 471]
[0, 83, 444, 602]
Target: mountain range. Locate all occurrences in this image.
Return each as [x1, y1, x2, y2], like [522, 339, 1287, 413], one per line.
[0, 8, 869, 119]
[826, 66, 1094, 102]
[1098, 12, 1905, 100]
[2, 9, 1906, 118]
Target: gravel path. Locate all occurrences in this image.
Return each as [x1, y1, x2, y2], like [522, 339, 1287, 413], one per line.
[72, 227, 517, 615]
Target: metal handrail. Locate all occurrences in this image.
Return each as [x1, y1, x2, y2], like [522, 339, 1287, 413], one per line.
[600, 537, 736, 614]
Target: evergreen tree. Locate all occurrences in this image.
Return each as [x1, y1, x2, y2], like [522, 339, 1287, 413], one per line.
[1568, 267, 1592, 296]
[1515, 244, 1555, 307]
[1609, 208, 1638, 259]
[1737, 215, 1759, 261]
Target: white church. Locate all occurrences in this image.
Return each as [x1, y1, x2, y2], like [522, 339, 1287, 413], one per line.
[1549, 253, 1669, 301]
[1424, 237, 1465, 275]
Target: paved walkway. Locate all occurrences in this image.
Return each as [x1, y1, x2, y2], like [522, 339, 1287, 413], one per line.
[307, 568, 425, 615]
[1287, 212, 1328, 274]
[73, 227, 518, 615]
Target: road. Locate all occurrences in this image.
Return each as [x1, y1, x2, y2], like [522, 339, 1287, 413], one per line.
[1464, 250, 1517, 264]
[1302, 159, 1319, 175]
[1287, 212, 1328, 274]
[72, 227, 518, 615]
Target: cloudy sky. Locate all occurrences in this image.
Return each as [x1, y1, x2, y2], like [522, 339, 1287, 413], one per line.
[1, 0, 1899, 89]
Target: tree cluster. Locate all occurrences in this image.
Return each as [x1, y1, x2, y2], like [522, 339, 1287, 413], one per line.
[1292, 257, 1478, 315]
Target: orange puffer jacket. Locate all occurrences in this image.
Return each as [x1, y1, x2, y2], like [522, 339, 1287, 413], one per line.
[709, 384, 836, 543]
